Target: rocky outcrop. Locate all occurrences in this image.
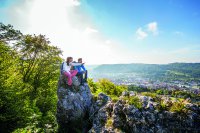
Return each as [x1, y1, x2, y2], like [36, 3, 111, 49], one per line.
[57, 75, 93, 132]
[88, 93, 112, 133]
[89, 91, 200, 133]
[56, 76, 200, 133]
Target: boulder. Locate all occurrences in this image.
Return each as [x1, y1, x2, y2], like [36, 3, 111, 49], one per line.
[56, 75, 92, 132]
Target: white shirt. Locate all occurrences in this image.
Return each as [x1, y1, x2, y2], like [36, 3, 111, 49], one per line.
[62, 62, 82, 72]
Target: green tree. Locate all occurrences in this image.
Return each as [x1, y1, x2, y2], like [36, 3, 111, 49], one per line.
[0, 41, 33, 132]
[0, 23, 63, 132]
[0, 23, 32, 132]
[14, 34, 62, 131]
[0, 22, 22, 42]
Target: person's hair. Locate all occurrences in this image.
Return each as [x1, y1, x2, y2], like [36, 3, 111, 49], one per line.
[66, 57, 73, 66]
[78, 58, 82, 62]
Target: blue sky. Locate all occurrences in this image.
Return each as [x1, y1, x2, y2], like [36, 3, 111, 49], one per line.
[81, 0, 200, 49]
[0, 0, 200, 64]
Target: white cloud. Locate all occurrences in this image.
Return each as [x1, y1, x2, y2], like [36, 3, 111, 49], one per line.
[70, 0, 81, 6]
[135, 21, 158, 40]
[147, 22, 158, 35]
[136, 28, 148, 40]
[84, 27, 98, 35]
[3, 0, 129, 64]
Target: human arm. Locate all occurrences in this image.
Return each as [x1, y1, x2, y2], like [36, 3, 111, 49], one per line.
[70, 62, 83, 66]
[81, 65, 86, 71]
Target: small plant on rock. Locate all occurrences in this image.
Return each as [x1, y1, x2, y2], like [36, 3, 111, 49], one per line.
[125, 96, 142, 109]
[169, 100, 186, 113]
[105, 117, 113, 128]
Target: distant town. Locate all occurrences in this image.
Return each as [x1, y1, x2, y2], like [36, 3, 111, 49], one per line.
[90, 72, 200, 95]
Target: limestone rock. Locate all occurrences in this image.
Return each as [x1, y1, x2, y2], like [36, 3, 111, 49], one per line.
[56, 76, 92, 132]
[56, 76, 200, 133]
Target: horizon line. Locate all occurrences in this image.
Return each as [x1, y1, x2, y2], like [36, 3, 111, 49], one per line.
[86, 62, 200, 66]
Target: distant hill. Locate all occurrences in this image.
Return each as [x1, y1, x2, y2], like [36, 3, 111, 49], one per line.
[93, 63, 200, 82]
[85, 65, 99, 71]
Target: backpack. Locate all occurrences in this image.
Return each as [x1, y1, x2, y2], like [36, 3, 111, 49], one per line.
[60, 62, 64, 75]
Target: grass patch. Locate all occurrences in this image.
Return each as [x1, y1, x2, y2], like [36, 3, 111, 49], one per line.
[123, 96, 142, 109]
[105, 117, 113, 128]
[110, 96, 119, 103]
[141, 92, 157, 99]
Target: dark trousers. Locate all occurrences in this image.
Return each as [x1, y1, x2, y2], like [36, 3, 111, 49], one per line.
[77, 70, 88, 84]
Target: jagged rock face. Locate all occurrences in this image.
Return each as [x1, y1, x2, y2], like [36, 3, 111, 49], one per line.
[57, 86, 92, 121]
[88, 93, 112, 133]
[57, 76, 200, 133]
[89, 91, 200, 133]
[56, 75, 92, 132]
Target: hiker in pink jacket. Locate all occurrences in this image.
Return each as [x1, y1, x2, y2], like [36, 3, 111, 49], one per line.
[61, 57, 83, 86]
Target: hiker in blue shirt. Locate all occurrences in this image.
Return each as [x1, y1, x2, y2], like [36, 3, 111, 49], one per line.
[76, 58, 87, 72]
[74, 58, 87, 85]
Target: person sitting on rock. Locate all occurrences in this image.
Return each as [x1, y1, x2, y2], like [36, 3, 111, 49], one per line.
[73, 58, 88, 85]
[61, 57, 83, 86]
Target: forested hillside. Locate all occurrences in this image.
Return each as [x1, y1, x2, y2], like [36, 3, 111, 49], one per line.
[94, 63, 200, 82]
[0, 23, 62, 132]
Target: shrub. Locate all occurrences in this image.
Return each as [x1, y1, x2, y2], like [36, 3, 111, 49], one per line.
[123, 96, 142, 109]
[169, 101, 186, 113]
[157, 100, 168, 111]
[111, 96, 119, 103]
[87, 78, 98, 94]
[88, 78, 127, 97]
[129, 96, 142, 109]
[156, 89, 164, 95]
[141, 92, 157, 99]
[178, 91, 192, 99]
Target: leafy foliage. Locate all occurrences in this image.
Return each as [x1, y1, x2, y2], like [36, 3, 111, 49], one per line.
[0, 23, 62, 133]
[0, 22, 22, 42]
[123, 96, 142, 109]
[88, 78, 127, 100]
[169, 100, 186, 113]
[141, 92, 157, 99]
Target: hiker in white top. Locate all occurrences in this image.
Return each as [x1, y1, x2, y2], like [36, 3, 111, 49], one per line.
[61, 57, 83, 86]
